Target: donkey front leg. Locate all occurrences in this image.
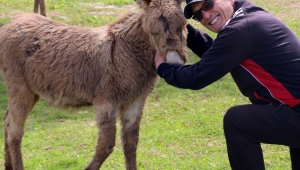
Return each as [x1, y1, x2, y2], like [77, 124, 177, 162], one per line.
[120, 97, 146, 170]
[4, 85, 39, 170]
[85, 103, 119, 170]
[4, 110, 12, 170]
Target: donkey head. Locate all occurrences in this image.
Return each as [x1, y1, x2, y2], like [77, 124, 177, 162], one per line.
[135, 0, 188, 65]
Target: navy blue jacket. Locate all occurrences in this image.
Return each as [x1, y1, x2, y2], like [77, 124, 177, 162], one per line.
[157, 0, 300, 107]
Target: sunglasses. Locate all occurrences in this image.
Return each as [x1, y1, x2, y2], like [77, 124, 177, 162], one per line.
[192, 0, 214, 21]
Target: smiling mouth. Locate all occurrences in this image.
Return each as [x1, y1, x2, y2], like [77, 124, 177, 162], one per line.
[209, 15, 220, 25]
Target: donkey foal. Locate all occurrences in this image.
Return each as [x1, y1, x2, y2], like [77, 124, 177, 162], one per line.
[0, 0, 188, 169]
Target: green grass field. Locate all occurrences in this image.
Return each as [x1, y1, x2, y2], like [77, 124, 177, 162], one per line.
[0, 0, 299, 169]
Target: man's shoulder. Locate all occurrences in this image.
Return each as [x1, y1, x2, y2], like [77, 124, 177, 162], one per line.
[227, 2, 279, 32]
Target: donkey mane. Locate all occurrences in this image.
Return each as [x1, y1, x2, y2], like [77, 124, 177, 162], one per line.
[107, 11, 152, 63]
[109, 11, 144, 35]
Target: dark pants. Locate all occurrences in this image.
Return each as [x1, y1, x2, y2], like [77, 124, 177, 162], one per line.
[223, 104, 300, 170]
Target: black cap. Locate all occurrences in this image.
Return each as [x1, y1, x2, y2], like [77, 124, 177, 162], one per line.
[184, 0, 204, 19]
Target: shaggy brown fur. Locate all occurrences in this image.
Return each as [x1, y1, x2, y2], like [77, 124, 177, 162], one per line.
[0, 0, 188, 169]
[34, 0, 46, 16]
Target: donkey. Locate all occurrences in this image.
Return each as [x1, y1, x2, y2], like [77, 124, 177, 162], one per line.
[33, 0, 46, 16]
[0, 0, 187, 169]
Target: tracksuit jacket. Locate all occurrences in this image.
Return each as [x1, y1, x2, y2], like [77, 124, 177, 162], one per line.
[157, 0, 300, 107]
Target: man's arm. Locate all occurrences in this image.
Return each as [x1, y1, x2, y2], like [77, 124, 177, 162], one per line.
[186, 24, 214, 58]
[155, 27, 252, 90]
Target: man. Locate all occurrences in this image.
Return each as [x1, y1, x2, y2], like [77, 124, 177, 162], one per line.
[154, 0, 300, 169]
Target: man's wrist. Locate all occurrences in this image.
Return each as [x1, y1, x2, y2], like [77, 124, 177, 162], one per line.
[157, 63, 169, 78]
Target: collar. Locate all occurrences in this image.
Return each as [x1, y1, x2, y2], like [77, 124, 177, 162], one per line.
[221, 7, 244, 30]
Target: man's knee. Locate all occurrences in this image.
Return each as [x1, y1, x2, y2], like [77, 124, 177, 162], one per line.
[223, 105, 244, 131]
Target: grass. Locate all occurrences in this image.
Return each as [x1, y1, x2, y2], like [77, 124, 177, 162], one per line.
[0, 0, 299, 169]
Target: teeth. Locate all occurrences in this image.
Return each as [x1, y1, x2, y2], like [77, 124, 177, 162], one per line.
[210, 16, 219, 25]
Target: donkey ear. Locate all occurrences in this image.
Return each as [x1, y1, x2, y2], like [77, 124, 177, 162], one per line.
[134, 0, 151, 10]
[176, 0, 185, 4]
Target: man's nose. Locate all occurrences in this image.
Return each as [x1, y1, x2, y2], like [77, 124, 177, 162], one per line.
[201, 10, 211, 20]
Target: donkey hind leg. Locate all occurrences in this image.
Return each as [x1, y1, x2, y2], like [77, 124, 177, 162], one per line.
[39, 0, 46, 16]
[85, 102, 119, 170]
[33, 0, 39, 14]
[4, 87, 39, 170]
[120, 97, 146, 170]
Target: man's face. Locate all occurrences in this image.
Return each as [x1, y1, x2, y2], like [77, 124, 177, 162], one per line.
[191, 0, 234, 33]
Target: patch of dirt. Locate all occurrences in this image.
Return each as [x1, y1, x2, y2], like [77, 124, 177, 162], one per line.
[92, 4, 118, 10]
[48, 11, 68, 20]
[248, 0, 300, 22]
[83, 3, 138, 16]
[262, 1, 300, 22]
[0, 11, 21, 19]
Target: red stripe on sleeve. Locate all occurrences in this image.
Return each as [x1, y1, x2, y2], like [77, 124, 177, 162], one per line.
[240, 59, 300, 107]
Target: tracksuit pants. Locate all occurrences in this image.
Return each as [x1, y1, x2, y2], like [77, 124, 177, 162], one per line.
[223, 104, 300, 170]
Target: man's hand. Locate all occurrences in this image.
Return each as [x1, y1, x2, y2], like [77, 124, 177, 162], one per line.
[155, 50, 165, 70]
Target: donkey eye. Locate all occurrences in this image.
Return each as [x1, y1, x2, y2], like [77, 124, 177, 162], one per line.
[152, 33, 159, 36]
